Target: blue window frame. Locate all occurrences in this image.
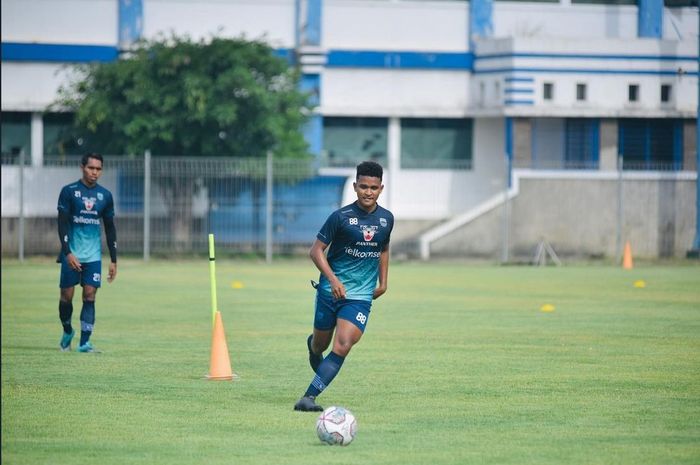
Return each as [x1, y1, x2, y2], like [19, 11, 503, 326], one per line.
[565, 118, 599, 169]
[618, 118, 683, 170]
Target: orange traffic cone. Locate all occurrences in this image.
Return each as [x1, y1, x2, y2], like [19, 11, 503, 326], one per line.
[622, 241, 633, 270]
[206, 311, 234, 380]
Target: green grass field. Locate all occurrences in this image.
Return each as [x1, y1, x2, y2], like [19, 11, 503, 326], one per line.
[2, 258, 699, 465]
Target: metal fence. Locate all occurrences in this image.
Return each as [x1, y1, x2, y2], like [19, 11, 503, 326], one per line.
[1, 153, 347, 261]
[2, 152, 697, 262]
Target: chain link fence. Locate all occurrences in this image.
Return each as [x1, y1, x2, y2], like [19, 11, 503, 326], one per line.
[1, 154, 347, 260]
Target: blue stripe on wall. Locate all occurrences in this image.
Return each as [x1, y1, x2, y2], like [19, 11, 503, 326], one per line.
[477, 52, 695, 62]
[505, 99, 535, 105]
[327, 50, 474, 70]
[505, 76, 534, 83]
[2, 42, 119, 62]
[3, 42, 693, 77]
[300, 73, 322, 157]
[274, 48, 296, 64]
[118, 0, 143, 46]
[638, 0, 663, 39]
[476, 67, 699, 76]
[305, 0, 323, 46]
[505, 88, 534, 94]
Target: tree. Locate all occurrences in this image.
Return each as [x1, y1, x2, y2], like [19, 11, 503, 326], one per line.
[55, 34, 313, 249]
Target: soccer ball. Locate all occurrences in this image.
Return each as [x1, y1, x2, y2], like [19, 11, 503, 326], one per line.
[316, 406, 357, 446]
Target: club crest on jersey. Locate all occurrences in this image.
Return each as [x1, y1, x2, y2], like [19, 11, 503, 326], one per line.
[83, 197, 96, 210]
[361, 225, 378, 241]
[380, 217, 388, 227]
[97, 193, 104, 201]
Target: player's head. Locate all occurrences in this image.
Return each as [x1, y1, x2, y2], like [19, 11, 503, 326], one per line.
[81, 152, 103, 167]
[80, 153, 104, 187]
[354, 161, 384, 212]
[356, 160, 383, 181]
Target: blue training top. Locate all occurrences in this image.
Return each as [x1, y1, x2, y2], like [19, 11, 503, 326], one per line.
[316, 201, 394, 301]
[57, 180, 115, 263]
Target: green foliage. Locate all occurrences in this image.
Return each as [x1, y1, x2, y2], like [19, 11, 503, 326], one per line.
[2, 259, 700, 465]
[55, 35, 312, 158]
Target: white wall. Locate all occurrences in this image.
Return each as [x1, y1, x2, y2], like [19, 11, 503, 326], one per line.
[143, 0, 296, 48]
[1, 0, 116, 45]
[324, 0, 467, 51]
[0, 63, 80, 111]
[321, 69, 470, 117]
[473, 37, 698, 117]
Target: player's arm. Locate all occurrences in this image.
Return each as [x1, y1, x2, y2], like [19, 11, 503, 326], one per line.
[103, 216, 118, 283]
[57, 209, 81, 271]
[373, 247, 390, 300]
[309, 239, 346, 299]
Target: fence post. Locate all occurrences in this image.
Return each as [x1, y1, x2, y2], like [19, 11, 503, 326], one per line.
[265, 151, 273, 264]
[143, 150, 151, 261]
[501, 151, 510, 264]
[616, 154, 624, 262]
[18, 150, 25, 262]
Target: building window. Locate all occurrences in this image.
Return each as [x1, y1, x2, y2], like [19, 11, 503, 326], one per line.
[322, 117, 388, 168]
[628, 84, 639, 102]
[1, 111, 31, 164]
[44, 112, 86, 156]
[661, 84, 672, 103]
[400, 118, 472, 169]
[571, 0, 635, 4]
[664, 0, 697, 6]
[543, 82, 554, 101]
[619, 118, 683, 170]
[565, 119, 599, 169]
[576, 83, 587, 101]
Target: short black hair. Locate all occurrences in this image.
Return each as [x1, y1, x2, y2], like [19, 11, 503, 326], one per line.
[81, 153, 103, 167]
[356, 160, 383, 181]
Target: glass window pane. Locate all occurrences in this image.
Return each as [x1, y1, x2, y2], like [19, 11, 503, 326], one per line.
[565, 118, 599, 169]
[661, 84, 672, 103]
[619, 118, 681, 170]
[322, 117, 388, 168]
[664, 0, 697, 7]
[649, 120, 677, 165]
[572, 0, 636, 4]
[400, 118, 472, 169]
[628, 84, 639, 102]
[43, 112, 86, 156]
[1, 111, 32, 164]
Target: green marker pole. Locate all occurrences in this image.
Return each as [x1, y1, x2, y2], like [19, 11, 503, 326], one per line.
[208, 233, 218, 327]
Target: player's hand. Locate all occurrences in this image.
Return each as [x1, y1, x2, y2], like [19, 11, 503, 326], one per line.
[107, 262, 117, 283]
[373, 285, 387, 300]
[66, 253, 82, 271]
[330, 278, 346, 300]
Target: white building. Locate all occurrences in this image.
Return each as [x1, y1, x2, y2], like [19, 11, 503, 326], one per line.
[2, 0, 698, 258]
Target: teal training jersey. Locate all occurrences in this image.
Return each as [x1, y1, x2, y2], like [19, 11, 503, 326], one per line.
[57, 180, 115, 263]
[316, 201, 394, 301]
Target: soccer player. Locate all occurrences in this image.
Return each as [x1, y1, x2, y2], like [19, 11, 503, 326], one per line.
[56, 153, 117, 353]
[294, 160, 394, 412]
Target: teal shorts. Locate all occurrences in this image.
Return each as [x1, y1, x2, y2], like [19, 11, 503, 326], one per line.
[313, 291, 372, 333]
[59, 258, 102, 289]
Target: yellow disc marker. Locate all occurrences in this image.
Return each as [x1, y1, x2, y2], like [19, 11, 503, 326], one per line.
[231, 281, 244, 289]
[633, 280, 646, 288]
[540, 304, 555, 312]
